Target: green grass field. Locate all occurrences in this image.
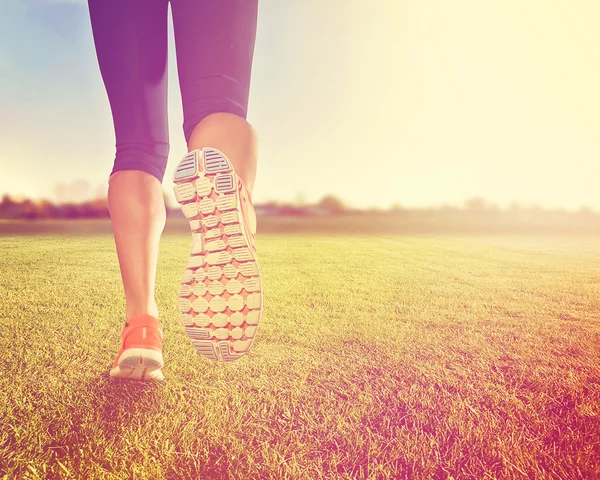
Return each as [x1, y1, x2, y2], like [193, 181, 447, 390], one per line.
[1, 227, 599, 479]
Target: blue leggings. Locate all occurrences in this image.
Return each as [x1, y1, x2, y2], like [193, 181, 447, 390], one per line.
[88, 0, 258, 183]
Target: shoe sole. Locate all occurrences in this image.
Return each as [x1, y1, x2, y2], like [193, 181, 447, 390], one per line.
[173, 148, 263, 362]
[109, 348, 164, 381]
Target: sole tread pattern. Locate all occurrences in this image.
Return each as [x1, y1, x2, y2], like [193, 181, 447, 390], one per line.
[173, 148, 263, 362]
[110, 348, 164, 381]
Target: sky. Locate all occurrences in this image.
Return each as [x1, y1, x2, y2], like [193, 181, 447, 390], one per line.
[1, 0, 599, 210]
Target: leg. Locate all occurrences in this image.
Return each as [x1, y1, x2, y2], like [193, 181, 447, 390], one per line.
[171, 0, 263, 362]
[107, 172, 165, 321]
[88, 0, 169, 323]
[171, 0, 259, 193]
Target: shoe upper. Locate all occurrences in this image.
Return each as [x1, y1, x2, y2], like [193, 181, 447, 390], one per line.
[112, 315, 163, 367]
[238, 178, 257, 251]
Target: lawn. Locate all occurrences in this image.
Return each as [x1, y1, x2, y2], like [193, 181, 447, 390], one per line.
[0, 226, 599, 479]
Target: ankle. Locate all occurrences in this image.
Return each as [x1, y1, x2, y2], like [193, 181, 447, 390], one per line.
[126, 302, 159, 323]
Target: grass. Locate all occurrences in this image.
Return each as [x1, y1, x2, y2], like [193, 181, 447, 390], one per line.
[0, 227, 599, 479]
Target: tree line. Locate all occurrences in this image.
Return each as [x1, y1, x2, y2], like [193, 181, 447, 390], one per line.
[0, 193, 598, 223]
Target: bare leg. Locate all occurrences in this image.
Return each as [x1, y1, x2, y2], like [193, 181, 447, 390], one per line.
[187, 112, 258, 194]
[108, 170, 166, 323]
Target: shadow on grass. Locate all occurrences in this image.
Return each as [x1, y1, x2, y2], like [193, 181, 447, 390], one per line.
[87, 372, 163, 425]
[26, 372, 166, 477]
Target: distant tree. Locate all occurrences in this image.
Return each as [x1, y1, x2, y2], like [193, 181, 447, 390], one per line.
[278, 203, 304, 216]
[36, 200, 56, 219]
[439, 204, 459, 212]
[19, 200, 37, 219]
[317, 195, 346, 215]
[464, 197, 488, 211]
[388, 203, 405, 214]
[0, 195, 17, 218]
[366, 206, 384, 214]
[56, 203, 82, 219]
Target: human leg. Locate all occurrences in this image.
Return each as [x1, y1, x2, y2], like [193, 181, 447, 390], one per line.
[88, 0, 170, 323]
[88, 0, 170, 378]
[171, 0, 259, 193]
[171, 0, 262, 361]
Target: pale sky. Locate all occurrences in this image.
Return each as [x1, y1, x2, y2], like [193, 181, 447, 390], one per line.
[1, 0, 599, 210]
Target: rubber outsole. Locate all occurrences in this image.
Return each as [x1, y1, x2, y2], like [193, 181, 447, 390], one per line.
[173, 148, 263, 362]
[110, 348, 164, 381]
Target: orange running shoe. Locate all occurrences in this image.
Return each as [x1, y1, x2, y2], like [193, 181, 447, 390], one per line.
[110, 315, 164, 380]
[173, 148, 263, 362]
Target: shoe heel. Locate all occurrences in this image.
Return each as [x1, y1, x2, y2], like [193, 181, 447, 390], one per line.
[110, 348, 164, 381]
[203, 148, 232, 173]
[173, 150, 200, 182]
[119, 348, 164, 370]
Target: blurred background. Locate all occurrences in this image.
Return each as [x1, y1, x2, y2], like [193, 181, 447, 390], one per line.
[1, 0, 599, 232]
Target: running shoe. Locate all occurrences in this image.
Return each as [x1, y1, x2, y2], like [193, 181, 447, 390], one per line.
[173, 148, 263, 361]
[109, 315, 164, 380]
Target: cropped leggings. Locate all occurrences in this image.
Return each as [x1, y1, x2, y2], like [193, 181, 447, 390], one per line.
[88, 0, 258, 183]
